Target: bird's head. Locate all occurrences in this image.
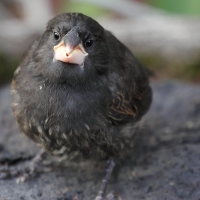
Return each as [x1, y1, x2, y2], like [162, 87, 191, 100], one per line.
[33, 13, 109, 85]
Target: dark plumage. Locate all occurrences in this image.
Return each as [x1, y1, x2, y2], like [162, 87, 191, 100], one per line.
[11, 13, 152, 199]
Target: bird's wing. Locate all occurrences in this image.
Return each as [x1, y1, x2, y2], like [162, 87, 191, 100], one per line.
[106, 33, 152, 125]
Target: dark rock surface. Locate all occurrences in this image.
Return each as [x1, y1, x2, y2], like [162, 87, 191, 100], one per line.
[0, 81, 200, 200]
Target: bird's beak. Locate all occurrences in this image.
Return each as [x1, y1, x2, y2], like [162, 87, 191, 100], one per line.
[54, 41, 88, 65]
[53, 28, 88, 65]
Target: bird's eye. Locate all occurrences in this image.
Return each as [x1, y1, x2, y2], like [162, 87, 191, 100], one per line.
[54, 31, 60, 41]
[85, 39, 93, 48]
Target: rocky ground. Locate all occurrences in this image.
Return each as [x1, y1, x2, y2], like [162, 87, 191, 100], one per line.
[0, 81, 200, 200]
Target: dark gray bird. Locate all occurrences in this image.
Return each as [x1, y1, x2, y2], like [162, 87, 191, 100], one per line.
[4, 13, 152, 199]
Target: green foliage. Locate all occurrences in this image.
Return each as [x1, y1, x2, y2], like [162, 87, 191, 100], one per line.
[60, 1, 108, 18]
[149, 0, 200, 15]
[138, 54, 200, 81]
[0, 52, 19, 85]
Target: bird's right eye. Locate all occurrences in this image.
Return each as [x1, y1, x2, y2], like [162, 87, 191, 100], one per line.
[54, 31, 60, 41]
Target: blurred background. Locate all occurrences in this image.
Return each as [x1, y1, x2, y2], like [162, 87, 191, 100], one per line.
[0, 0, 200, 85]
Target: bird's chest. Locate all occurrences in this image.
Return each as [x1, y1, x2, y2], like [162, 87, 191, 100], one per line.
[14, 82, 110, 156]
[32, 85, 106, 127]
[43, 88, 104, 130]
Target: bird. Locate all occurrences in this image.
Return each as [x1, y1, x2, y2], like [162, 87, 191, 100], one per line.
[5, 13, 152, 199]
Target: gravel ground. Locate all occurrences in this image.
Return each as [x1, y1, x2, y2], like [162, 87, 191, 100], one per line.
[0, 81, 200, 200]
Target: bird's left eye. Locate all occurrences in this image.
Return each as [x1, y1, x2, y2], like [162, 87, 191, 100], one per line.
[85, 39, 93, 48]
[54, 31, 60, 41]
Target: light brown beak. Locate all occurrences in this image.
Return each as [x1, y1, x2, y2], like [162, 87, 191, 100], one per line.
[54, 41, 88, 65]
